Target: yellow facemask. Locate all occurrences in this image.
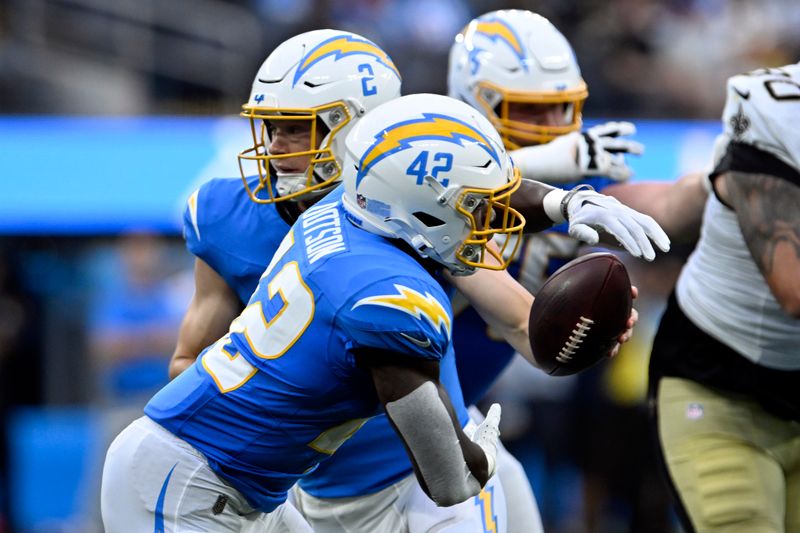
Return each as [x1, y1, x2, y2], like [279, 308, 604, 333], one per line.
[475, 80, 588, 149]
[238, 101, 351, 203]
[455, 167, 525, 270]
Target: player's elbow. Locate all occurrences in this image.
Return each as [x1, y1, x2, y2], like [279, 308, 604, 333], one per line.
[426, 453, 488, 507]
[168, 352, 196, 380]
[428, 481, 481, 508]
[409, 450, 485, 507]
[770, 278, 800, 318]
[778, 294, 800, 319]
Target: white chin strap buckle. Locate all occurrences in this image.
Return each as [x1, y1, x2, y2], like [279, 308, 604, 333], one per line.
[410, 234, 433, 256]
[276, 173, 310, 197]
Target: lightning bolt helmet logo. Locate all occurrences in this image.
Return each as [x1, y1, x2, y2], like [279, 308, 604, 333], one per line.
[294, 35, 401, 87]
[356, 113, 501, 187]
[472, 17, 528, 71]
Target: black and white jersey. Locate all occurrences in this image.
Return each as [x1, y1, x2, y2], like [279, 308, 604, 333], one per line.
[677, 63, 800, 371]
[719, 63, 800, 169]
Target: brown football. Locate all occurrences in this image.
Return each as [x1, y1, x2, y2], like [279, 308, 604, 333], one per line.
[528, 252, 632, 376]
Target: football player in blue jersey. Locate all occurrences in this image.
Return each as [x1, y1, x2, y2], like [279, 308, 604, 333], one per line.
[100, 92, 528, 532]
[170, 30, 512, 533]
[170, 29, 403, 373]
[447, 10, 705, 532]
[156, 27, 669, 533]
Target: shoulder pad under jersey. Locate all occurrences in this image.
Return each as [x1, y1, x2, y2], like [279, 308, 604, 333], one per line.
[721, 64, 800, 170]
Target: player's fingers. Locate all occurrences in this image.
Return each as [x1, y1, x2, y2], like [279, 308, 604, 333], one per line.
[637, 213, 671, 253]
[609, 121, 636, 137]
[624, 215, 658, 261]
[609, 342, 621, 358]
[631, 285, 639, 299]
[567, 223, 600, 246]
[626, 307, 639, 330]
[603, 213, 655, 261]
[601, 138, 644, 155]
[485, 403, 501, 426]
[590, 121, 632, 138]
[608, 158, 633, 182]
[591, 217, 647, 259]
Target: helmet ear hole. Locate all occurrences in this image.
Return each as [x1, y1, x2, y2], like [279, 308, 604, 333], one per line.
[412, 211, 446, 228]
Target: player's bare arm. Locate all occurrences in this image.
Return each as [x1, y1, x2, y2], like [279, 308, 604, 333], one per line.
[719, 171, 800, 317]
[357, 349, 498, 506]
[446, 268, 535, 365]
[603, 171, 707, 243]
[508, 178, 556, 233]
[168, 258, 243, 379]
[447, 267, 639, 369]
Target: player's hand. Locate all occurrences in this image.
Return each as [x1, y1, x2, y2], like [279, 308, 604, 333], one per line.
[610, 286, 639, 358]
[579, 121, 644, 182]
[509, 121, 643, 184]
[564, 188, 671, 261]
[465, 403, 501, 478]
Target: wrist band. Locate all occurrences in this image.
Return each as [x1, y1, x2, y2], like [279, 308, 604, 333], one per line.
[542, 188, 568, 223]
[560, 184, 595, 221]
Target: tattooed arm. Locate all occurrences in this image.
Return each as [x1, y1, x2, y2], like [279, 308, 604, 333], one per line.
[718, 171, 800, 317]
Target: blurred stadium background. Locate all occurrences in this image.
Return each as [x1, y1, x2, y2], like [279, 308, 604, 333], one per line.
[0, 0, 798, 531]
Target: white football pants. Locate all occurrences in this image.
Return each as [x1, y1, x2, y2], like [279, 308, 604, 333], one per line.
[294, 417, 511, 532]
[100, 416, 312, 533]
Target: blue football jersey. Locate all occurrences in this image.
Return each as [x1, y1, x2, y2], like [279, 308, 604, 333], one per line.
[454, 176, 613, 404]
[183, 176, 291, 303]
[153, 191, 468, 510]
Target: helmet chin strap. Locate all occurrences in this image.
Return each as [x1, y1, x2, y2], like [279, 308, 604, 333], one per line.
[275, 171, 335, 201]
[275, 172, 309, 198]
[409, 234, 435, 257]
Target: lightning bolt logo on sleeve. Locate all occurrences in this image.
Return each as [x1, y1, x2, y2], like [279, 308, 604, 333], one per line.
[356, 113, 500, 186]
[471, 18, 527, 70]
[187, 189, 201, 240]
[352, 284, 452, 339]
[293, 35, 401, 87]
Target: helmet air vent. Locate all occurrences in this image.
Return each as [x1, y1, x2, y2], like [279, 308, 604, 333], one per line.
[413, 211, 446, 228]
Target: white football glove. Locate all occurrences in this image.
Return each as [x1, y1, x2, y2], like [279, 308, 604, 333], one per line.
[565, 186, 670, 261]
[464, 403, 501, 478]
[542, 185, 671, 261]
[510, 121, 644, 184]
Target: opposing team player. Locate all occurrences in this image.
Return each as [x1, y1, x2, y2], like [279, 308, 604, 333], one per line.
[649, 64, 800, 533]
[163, 27, 668, 533]
[101, 92, 530, 532]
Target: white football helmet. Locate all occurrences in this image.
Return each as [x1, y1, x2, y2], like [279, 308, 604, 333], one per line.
[239, 29, 402, 203]
[447, 10, 587, 149]
[341, 94, 525, 275]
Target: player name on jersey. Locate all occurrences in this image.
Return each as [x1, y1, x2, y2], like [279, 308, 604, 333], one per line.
[302, 201, 347, 263]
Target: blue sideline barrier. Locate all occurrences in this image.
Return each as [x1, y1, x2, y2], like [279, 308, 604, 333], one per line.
[0, 117, 720, 234]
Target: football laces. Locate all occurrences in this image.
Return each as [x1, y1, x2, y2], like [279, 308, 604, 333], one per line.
[556, 316, 594, 364]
